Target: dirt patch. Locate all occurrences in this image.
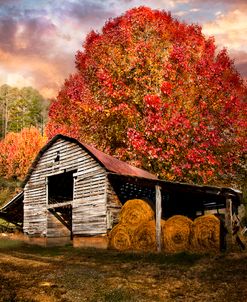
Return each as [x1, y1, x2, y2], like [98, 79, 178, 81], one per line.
[0, 237, 247, 302]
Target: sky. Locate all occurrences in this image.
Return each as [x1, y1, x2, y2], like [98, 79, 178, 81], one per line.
[0, 0, 246, 99]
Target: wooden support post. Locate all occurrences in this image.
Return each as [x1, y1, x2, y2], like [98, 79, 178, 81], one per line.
[155, 185, 162, 253]
[225, 197, 233, 251]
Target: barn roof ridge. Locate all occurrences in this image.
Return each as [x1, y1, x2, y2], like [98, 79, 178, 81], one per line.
[22, 134, 158, 187]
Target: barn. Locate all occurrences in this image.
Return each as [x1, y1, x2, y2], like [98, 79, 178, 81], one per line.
[2, 134, 157, 247]
[0, 134, 242, 250]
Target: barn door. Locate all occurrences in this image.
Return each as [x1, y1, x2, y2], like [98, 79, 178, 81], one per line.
[47, 206, 73, 242]
[46, 170, 76, 244]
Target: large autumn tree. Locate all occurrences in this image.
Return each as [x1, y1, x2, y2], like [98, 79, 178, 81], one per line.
[46, 7, 247, 187]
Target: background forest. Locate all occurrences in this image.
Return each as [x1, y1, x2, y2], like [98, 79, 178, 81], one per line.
[0, 85, 48, 206]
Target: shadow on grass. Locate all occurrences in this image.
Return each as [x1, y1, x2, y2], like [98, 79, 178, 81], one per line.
[0, 237, 204, 267]
[111, 250, 204, 267]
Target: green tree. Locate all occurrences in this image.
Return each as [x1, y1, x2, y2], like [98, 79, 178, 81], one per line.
[0, 85, 47, 138]
[0, 85, 18, 138]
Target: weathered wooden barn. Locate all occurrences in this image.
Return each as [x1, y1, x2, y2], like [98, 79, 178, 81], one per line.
[0, 134, 242, 249]
[2, 134, 158, 247]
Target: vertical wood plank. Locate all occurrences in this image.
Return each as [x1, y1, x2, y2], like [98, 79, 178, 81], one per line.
[45, 177, 48, 206]
[155, 185, 162, 253]
[225, 197, 233, 251]
[104, 175, 111, 230]
[45, 177, 48, 237]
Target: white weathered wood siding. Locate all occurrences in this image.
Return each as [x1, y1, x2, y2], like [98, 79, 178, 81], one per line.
[23, 139, 105, 237]
[23, 171, 47, 236]
[23, 138, 122, 238]
[73, 172, 107, 235]
[106, 182, 122, 229]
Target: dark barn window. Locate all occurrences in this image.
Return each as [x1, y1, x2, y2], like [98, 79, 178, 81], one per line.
[48, 170, 76, 204]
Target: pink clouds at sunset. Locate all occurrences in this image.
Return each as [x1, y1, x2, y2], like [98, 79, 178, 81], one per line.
[0, 0, 246, 98]
[203, 7, 247, 79]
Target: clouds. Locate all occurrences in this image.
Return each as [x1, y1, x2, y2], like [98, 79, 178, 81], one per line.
[0, 17, 57, 55]
[0, 0, 120, 98]
[175, 0, 247, 6]
[203, 8, 247, 79]
[203, 9, 247, 51]
[60, 0, 113, 21]
[0, 2, 77, 98]
[0, 0, 246, 98]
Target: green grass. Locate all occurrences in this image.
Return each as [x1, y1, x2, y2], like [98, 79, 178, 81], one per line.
[23, 243, 74, 257]
[0, 237, 24, 249]
[0, 218, 16, 230]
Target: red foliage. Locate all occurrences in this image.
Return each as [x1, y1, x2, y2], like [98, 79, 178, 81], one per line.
[46, 6, 247, 186]
[160, 82, 172, 96]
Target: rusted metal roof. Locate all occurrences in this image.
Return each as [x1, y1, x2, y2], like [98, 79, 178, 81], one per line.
[84, 143, 158, 180]
[22, 134, 157, 186]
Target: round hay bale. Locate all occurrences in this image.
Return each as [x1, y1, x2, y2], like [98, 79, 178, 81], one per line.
[132, 220, 156, 252]
[162, 215, 193, 253]
[119, 199, 154, 230]
[108, 223, 132, 251]
[191, 215, 220, 253]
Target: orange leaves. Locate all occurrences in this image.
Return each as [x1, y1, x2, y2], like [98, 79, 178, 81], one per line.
[0, 127, 47, 180]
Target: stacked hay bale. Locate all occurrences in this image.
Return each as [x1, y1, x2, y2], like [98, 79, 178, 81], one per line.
[107, 223, 133, 251]
[108, 199, 155, 251]
[162, 214, 220, 253]
[132, 220, 157, 252]
[108, 199, 221, 253]
[191, 214, 220, 253]
[162, 215, 193, 253]
[119, 199, 154, 229]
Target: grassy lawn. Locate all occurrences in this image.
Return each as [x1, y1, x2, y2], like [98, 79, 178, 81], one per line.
[0, 235, 247, 302]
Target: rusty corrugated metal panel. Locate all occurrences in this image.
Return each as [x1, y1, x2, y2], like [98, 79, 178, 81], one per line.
[83, 143, 158, 180]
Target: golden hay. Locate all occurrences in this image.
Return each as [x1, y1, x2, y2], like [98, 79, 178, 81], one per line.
[108, 223, 132, 251]
[132, 220, 157, 252]
[191, 214, 220, 253]
[161, 219, 166, 229]
[162, 215, 193, 253]
[119, 199, 154, 230]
